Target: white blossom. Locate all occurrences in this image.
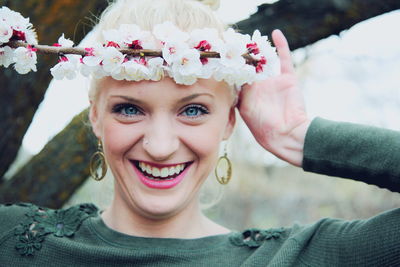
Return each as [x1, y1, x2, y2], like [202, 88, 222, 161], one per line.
[119, 24, 156, 49]
[0, 6, 37, 45]
[214, 67, 235, 86]
[24, 30, 37, 45]
[50, 55, 79, 80]
[172, 72, 197, 85]
[198, 58, 220, 79]
[111, 66, 127, 80]
[2, 7, 30, 32]
[162, 41, 189, 65]
[82, 46, 103, 67]
[0, 22, 13, 44]
[80, 46, 105, 77]
[233, 64, 256, 87]
[171, 48, 201, 76]
[123, 59, 150, 81]
[147, 57, 165, 81]
[13, 46, 37, 74]
[169, 48, 202, 85]
[0, 7, 25, 31]
[99, 46, 125, 73]
[80, 63, 107, 78]
[79, 62, 92, 77]
[82, 55, 102, 67]
[251, 30, 280, 77]
[213, 63, 256, 87]
[251, 30, 277, 57]
[216, 28, 250, 68]
[57, 33, 74, 47]
[0, 46, 15, 67]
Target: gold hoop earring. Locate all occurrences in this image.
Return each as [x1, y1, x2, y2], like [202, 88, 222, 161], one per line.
[215, 145, 232, 185]
[90, 139, 107, 181]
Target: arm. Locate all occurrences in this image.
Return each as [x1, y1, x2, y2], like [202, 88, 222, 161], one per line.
[238, 30, 400, 191]
[303, 117, 400, 192]
[290, 208, 400, 265]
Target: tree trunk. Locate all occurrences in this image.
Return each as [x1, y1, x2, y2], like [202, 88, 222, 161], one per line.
[0, 0, 108, 179]
[0, 110, 97, 208]
[235, 0, 400, 50]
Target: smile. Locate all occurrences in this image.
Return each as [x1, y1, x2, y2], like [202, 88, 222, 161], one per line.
[131, 160, 192, 189]
[137, 161, 187, 180]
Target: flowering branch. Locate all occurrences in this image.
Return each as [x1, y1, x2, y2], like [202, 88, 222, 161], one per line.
[6, 40, 257, 61]
[0, 6, 279, 87]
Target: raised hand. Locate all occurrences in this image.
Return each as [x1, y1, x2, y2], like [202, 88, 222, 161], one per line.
[237, 30, 310, 167]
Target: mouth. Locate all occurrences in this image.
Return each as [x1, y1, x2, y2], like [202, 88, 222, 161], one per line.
[130, 160, 193, 189]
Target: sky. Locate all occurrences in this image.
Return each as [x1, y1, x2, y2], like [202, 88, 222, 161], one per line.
[18, 2, 400, 166]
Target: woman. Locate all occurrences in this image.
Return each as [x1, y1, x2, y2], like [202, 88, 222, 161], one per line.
[1, 0, 399, 265]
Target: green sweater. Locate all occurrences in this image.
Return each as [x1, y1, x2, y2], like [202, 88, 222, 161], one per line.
[1, 118, 400, 266]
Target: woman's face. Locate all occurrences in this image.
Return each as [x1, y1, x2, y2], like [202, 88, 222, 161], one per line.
[90, 77, 235, 219]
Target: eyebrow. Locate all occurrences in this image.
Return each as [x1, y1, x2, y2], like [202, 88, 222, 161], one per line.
[109, 93, 214, 104]
[109, 95, 145, 105]
[178, 93, 214, 103]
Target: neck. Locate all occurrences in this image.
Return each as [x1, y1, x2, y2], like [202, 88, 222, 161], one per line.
[101, 194, 230, 239]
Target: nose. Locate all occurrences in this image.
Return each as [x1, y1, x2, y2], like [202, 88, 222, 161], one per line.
[142, 115, 179, 161]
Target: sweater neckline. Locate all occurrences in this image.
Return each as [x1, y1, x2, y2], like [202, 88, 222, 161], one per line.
[88, 215, 234, 251]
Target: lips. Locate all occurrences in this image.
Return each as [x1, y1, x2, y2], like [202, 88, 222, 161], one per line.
[131, 160, 192, 189]
[136, 161, 187, 180]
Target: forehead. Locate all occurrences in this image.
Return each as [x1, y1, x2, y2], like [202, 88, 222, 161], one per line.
[97, 77, 232, 101]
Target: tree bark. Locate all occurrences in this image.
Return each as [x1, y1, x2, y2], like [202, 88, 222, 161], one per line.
[0, 110, 97, 208]
[235, 0, 400, 50]
[0, 0, 108, 179]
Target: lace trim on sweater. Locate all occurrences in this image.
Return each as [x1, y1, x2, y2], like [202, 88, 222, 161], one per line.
[230, 228, 285, 248]
[8, 203, 98, 256]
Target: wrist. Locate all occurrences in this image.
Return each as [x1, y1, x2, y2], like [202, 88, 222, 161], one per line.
[270, 119, 311, 167]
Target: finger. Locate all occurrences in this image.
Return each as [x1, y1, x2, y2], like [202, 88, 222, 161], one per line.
[236, 84, 249, 109]
[272, 29, 294, 74]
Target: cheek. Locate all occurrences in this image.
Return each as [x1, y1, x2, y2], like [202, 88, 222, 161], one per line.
[102, 118, 141, 158]
[179, 117, 227, 160]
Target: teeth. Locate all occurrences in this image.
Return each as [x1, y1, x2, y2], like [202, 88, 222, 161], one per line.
[160, 167, 169, 177]
[138, 162, 186, 178]
[168, 167, 175, 176]
[152, 167, 160, 177]
[145, 165, 152, 174]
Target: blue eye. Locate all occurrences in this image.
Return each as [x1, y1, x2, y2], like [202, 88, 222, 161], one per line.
[122, 106, 139, 116]
[181, 105, 209, 118]
[112, 103, 142, 117]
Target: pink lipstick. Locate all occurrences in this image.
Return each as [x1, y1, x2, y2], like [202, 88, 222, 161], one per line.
[131, 161, 191, 189]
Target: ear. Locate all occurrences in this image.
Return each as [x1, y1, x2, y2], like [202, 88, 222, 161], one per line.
[89, 101, 101, 139]
[223, 106, 236, 140]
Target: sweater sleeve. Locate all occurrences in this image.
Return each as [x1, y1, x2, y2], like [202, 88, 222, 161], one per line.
[302, 117, 400, 192]
[290, 208, 400, 266]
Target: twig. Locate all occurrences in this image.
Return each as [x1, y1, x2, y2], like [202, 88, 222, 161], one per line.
[6, 40, 256, 63]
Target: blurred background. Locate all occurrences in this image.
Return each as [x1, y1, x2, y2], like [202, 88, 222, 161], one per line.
[1, 0, 400, 230]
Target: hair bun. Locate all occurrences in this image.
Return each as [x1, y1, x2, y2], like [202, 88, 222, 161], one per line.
[196, 0, 220, 11]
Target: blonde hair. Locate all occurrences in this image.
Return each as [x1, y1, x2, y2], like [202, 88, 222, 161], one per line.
[88, 0, 226, 101]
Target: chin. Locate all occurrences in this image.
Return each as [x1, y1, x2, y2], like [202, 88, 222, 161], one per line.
[128, 189, 195, 220]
